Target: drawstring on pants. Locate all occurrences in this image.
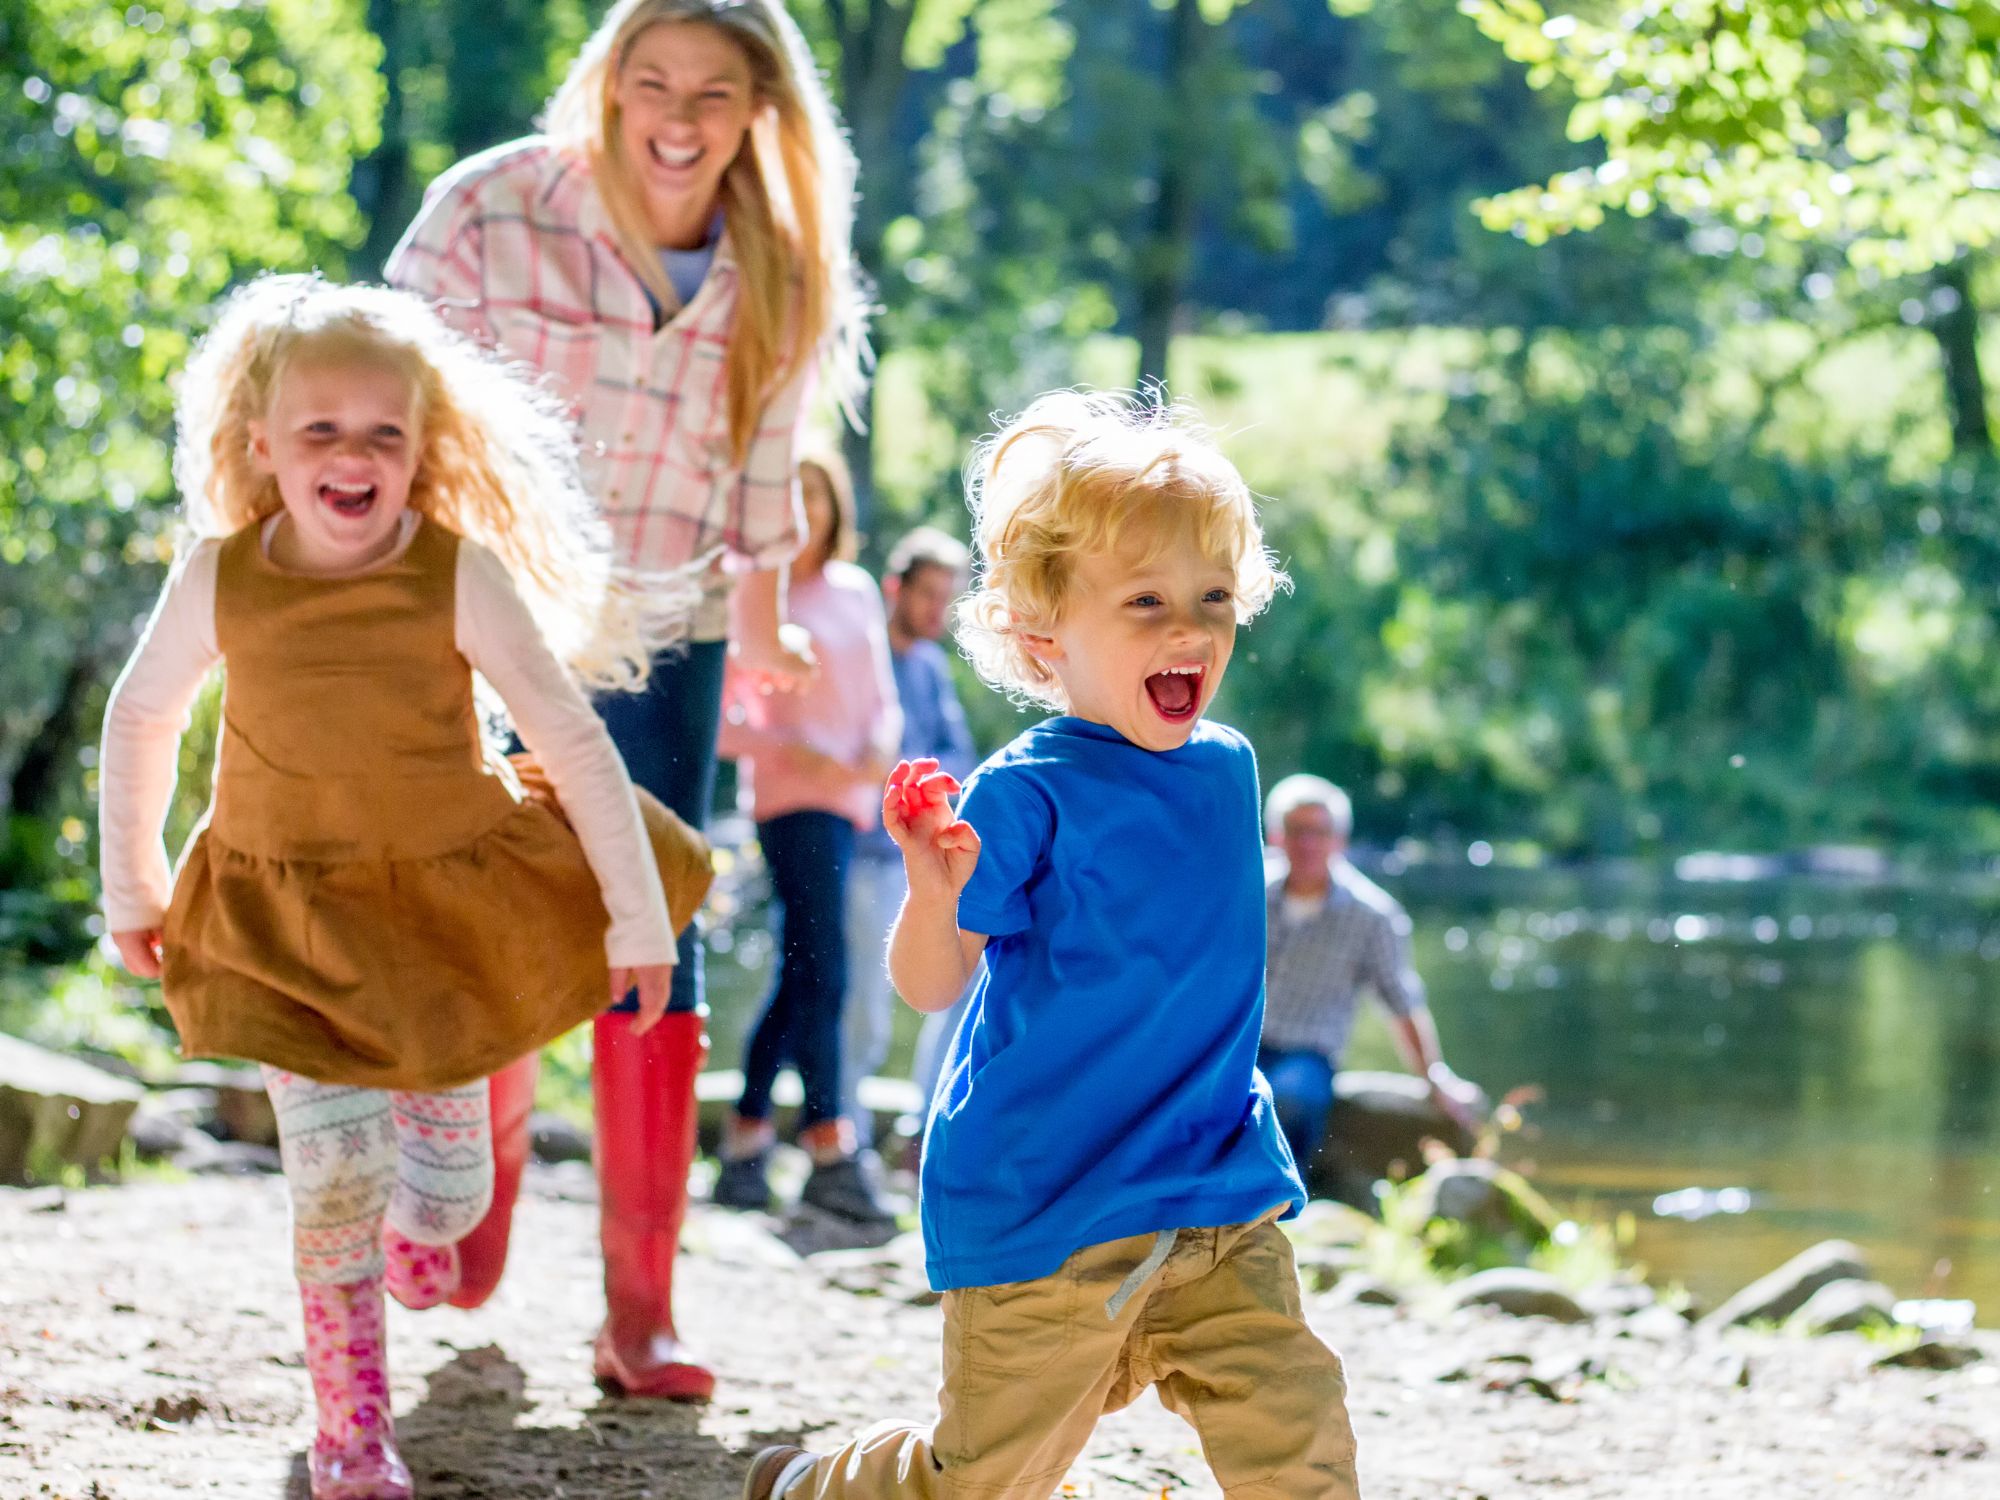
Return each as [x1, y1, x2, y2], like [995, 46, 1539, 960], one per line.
[1103, 1228, 1177, 1319]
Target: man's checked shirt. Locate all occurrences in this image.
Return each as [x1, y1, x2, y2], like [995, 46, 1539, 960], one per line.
[386, 138, 806, 637]
[1261, 860, 1426, 1063]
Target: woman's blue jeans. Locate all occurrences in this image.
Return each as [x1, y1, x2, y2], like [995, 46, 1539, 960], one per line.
[738, 809, 854, 1129]
[595, 640, 727, 1016]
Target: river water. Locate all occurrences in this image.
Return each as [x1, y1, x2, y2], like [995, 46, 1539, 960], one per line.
[704, 851, 2000, 1319]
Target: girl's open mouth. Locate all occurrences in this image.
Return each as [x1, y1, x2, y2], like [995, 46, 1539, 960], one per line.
[319, 481, 376, 518]
[1144, 665, 1204, 723]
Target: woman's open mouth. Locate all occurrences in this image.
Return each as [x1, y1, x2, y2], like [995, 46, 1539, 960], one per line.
[1144, 664, 1205, 723]
[319, 480, 377, 518]
[649, 140, 703, 172]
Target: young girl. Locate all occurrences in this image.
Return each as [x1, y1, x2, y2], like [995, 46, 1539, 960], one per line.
[99, 275, 702, 1500]
[714, 446, 900, 1224]
[385, 0, 869, 1396]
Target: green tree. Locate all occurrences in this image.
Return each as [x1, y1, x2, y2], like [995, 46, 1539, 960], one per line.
[791, 0, 1086, 515]
[1460, 0, 2000, 452]
[350, 0, 589, 277]
[0, 0, 380, 935]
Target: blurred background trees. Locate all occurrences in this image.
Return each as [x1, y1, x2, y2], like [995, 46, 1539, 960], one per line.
[4, 0, 1998, 967]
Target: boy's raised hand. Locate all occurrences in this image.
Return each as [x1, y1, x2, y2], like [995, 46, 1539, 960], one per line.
[884, 758, 980, 893]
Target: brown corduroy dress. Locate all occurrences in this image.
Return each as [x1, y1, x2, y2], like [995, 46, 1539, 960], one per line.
[160, 519, 711, 1092]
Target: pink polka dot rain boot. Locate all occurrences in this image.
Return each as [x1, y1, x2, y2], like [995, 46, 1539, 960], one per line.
[382, 1228, 460, 1312]
[299, 1274, 414, 1499]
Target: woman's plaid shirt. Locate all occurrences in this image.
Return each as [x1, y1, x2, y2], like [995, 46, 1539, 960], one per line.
[386, 138, 806, 588]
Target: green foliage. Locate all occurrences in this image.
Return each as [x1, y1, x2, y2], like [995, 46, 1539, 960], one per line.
[1460, 0, 2000, 276]
[1176, 322, 2000, 854]
[0, 951, 180, 1077]
[1528, 1213, 1634, 1292]
[0, 0, 380, 934]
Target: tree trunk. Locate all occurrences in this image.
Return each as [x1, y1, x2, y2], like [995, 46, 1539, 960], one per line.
[832, 5, 920, 527]
[8, 650, 97, 822]
[350, 0, 409, 280]
[1932, 257, 1991, 457]
[1134, 0, 1205, 394]
[843, 382, 882, 542]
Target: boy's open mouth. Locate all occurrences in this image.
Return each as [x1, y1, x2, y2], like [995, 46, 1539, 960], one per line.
[319, 480, 377, 518]
[1144, 664, 1204, 723]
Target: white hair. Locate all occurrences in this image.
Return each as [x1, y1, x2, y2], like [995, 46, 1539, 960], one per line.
[1264, 773, 1353, 839]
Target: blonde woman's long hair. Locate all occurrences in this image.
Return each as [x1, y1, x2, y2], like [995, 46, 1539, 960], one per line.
[174, 274, 691, 691]
[544, 0, 868, 461]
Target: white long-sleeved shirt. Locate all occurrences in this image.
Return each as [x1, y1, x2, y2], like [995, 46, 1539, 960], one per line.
[99, 514, 676, 967]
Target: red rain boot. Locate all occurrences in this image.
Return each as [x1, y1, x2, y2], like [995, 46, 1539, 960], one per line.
[299, 1274, 413, 1499]
[445, 1050, 538, 1310]
[591, 1009, 716, 1402]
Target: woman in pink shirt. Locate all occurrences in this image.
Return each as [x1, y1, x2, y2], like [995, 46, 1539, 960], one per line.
[715, 447, 901, 1222]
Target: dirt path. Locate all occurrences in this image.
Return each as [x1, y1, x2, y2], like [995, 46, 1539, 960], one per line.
[2, 1172, 1994, 1499]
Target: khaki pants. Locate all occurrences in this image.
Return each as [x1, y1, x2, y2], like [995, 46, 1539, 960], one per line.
[792, 1215, 1360, 1500]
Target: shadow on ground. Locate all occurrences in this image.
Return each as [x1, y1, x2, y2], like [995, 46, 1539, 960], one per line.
[284, 1345, 789, 1500]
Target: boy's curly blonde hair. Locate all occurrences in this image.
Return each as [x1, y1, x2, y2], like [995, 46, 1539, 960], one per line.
[174, 274, 691, 691]
[956, 390, 1287, 711]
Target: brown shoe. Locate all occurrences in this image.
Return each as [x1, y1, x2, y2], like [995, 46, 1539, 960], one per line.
[742, 1444, 811, 1500]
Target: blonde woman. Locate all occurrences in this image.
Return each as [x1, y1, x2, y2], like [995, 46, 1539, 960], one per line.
[387, 0, 867, 1403]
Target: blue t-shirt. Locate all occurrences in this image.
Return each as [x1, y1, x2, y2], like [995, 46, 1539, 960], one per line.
[920, 715, 1304, 1290]
[652, 209, 725, 311]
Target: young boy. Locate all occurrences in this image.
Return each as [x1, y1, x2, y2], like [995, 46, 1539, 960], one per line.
[744, 392, 1361, 1500]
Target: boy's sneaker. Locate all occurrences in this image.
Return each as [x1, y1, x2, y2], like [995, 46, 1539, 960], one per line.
[742, 1444, 814, 1500]
[713, 1150, 774, 1211]
[800, 1154, 896, 1225]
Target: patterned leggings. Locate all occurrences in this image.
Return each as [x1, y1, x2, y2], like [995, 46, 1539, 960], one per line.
[262, 1067, 494, 1285]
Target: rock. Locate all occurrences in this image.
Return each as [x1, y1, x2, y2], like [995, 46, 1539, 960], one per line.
[1290, 1244, 1360, 1293]
[1787, 1278, 1898, 1336]
[1699, 1240, 1870, 1330]
[679, 1204, 803, 1269]
[1621, 1304, 1695, 1342]
[126, 1108, 195, 1160]
[1580, 1277, 1656, 1319]
[0, 1034, 146, 1183]
[1284, 1198, 1375, 1248]
[530, 1159, 597, 1201]
[1874, 1341, 1984, 1372]
[1314, 1071, 1481, 1203]
[1284, 1203, 1369, 1291]
[528, 1112, 592, 1164]
[145, 1087, 219, 1125]
[1707, 1352, 1753, 1389]
[812, 1234, 939, 1306]
[1892, 1298, 1978, 1337]
[1405, 1157, 1559, 1245]
[173, 1063, 278, 1147]
[778, 1199, 905, 1257]
[1442, 1267, 1588, 1323]
[1530, 1350, 1610, 1390]
[696, 1068, 921, 1156]
[172, 1136, 283, 1176]
[1327, 1273, 1402, 1308]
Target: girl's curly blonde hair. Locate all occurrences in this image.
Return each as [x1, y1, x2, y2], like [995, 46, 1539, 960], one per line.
[173, 274, 690, 690]
[957, 390, 1287, 711]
